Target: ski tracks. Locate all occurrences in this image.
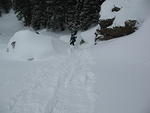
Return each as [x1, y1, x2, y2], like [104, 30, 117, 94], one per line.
[9, 49, 96, 113]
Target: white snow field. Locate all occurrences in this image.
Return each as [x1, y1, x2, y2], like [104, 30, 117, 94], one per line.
[93, 16, 150, 113]
[0, 0, 150, 113]
[0, 12, 95, 113]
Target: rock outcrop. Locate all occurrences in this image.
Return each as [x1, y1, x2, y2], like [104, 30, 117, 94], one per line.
[95, 19, 138, 43]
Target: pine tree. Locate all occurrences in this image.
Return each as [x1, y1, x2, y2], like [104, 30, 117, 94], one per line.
[46, 0, 55, 29]
[0, 2, 2, 17]
[66, 0, 105, 32]
[13, 0, 32, 26]
[77, 0, 101, 30]
[49, 0, 66, 31]
[31, 0, 47, 30]
[65, 0, 79, 32]
[46, 0, 68, 31]
[0, 0, 11, 16]
[13, 0, 105, 31]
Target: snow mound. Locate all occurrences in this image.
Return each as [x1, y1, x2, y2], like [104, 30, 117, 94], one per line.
[7, 30, 54, 60]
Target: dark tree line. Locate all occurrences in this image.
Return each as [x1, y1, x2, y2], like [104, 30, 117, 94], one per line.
[0, 0, 12, 16]
[12, 0, 105, 32]
[0, 0, 106, 32]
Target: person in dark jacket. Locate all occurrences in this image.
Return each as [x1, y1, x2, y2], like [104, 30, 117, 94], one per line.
[70, 31, 77, 46]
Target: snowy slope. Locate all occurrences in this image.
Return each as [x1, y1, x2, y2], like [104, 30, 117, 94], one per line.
[7, 50, 95, 113]
[0, 11, 95, 113]
[0, 0, 150, 113]
[0, 49, 96, 113]
[92, 16, 150, 113]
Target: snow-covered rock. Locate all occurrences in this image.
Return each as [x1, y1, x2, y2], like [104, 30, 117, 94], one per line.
[7, 30, 54, 60]
[100, 0, 150, 26]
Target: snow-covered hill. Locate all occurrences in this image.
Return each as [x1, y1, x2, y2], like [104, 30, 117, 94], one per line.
[0, 0, 150, 113]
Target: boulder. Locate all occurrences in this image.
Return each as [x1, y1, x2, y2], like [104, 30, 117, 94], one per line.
[95, 18, 138, 42]
[99, 18, 115, 29]
[98, 25, 137, 40]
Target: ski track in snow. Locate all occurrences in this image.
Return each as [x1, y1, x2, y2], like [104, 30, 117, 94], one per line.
[9, 49, 96, 113]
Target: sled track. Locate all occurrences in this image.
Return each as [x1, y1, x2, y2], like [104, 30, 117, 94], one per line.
[9, 49, 96, 113]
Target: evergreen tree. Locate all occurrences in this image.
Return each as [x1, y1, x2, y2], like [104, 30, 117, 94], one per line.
[13, 0, 105, 31]
[46, 0, 67, 31]
[0, 0, 11, 16]
[79, 0, 101, 30]
[13, 0, 32, 26]
[65, 0, 79, 32]
[46, 0, 55, 29]
[0, 2, 2, 17]
[65, 0, 105, 32]
[31, 0, 47, 30]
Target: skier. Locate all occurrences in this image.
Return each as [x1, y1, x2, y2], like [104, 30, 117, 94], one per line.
[70, 31, 77, 46]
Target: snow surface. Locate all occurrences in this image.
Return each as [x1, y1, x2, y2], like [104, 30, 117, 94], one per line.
[92, 16, 150, 113]
[0, 12, 95, 113]
[0, 0, 150, 113]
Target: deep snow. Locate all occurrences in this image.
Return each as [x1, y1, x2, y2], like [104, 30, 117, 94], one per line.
[0, 12, 96, 113]
[0, 0, 150, 113]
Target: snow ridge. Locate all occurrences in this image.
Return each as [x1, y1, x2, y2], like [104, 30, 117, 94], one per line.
[9, 49, 96, 113]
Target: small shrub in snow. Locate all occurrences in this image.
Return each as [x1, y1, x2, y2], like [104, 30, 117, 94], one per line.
[80, 39, 86, 45]
[27, 58, 34, 61]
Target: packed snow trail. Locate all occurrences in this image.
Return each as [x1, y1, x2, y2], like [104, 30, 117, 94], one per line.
[9, 49, 96, 113]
